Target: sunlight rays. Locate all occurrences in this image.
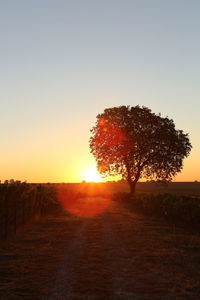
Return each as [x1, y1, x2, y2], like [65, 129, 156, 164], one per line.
[81, 166, 102, 183]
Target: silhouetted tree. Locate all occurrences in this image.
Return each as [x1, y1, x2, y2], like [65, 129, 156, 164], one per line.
[90, 105, 192, 195]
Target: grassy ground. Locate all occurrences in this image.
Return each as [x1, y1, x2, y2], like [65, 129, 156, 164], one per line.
[0, 197, 200, 299]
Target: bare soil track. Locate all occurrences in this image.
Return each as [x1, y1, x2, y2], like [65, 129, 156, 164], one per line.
[0, 198, 200, 300]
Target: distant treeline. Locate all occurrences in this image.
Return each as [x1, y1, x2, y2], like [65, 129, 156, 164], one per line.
[55, 181, 200, 196]
[0, 181, 60, 241]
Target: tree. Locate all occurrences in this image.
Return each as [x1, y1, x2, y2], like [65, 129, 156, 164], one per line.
[89, 105, 192, 195]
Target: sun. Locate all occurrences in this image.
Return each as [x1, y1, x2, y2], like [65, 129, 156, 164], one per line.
[82, 166, 102, 183]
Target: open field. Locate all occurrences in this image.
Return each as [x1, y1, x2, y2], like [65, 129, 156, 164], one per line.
[1, 181, 200, 242]
[0, 182, 200, 299]
[55, 181, 200, 196]
[57, 182, 200, 232]
[0, 197, 200, 299]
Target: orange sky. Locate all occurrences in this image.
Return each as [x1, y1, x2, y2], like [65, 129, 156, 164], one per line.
[0, 1, 200, 183]
[0, 110, 198, 183]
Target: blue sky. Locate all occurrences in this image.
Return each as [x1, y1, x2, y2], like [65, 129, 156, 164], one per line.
[0, 0, 199, 182]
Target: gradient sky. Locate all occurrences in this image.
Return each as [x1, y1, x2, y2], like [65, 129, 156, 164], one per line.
[0, 0, 199, 182]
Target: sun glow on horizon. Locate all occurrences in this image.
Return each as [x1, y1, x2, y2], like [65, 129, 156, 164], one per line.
[82, 166, 103, 183]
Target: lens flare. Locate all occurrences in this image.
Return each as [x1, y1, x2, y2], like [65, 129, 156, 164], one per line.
[56, 184, 111, 218]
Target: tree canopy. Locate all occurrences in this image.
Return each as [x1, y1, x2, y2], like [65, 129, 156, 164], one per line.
[89, 105, 192, 194]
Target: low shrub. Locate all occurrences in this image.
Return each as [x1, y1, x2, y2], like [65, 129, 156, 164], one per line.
[133, 193, 200, 229]
[0, 182, 61, 240]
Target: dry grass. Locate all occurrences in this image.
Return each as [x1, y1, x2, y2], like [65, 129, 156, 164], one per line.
[0, 198, 200, 299]
[0, 212, 83, 299]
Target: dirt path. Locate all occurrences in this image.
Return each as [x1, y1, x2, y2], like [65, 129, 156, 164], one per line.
[0, 198, 200, 299]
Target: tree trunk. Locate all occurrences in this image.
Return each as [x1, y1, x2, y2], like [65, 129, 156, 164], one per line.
[129, 181, 136, 197]
[124, 157, 140, 198]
